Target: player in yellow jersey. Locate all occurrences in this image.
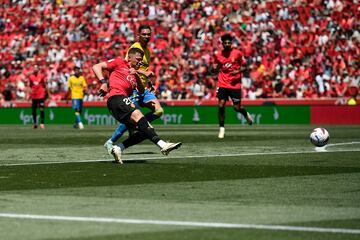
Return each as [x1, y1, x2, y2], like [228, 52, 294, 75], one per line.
[103, 25, 165, 153]
[67, 66, 87, 129]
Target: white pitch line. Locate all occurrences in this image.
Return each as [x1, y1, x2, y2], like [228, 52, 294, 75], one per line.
[328, 142, 360, 147]
[315, 141, 360, 152]
[0, 213, 359, 235]
[1, 148, 360, 167]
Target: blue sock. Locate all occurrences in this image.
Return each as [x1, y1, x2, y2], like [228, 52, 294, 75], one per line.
[111, 124, 127, 142]
[75, 112, 81, 123]
[145, 112, 159, 122]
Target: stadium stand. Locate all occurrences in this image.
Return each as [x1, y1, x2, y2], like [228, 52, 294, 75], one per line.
[0, 0, 359, 104]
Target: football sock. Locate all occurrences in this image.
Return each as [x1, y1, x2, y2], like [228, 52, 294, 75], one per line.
[122, 131, 146, 149]
[118, 143, 125, 151]
[137, 117, 161, 144]
[75, 112, 81, 123]
[218, 107, 225, 127]
[111, 123, 127, 142]
[156, 140, 166, 149]
[236, 108, 248, 118]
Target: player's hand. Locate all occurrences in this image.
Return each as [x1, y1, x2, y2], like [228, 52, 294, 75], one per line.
[98, 83, 108, 97]
[145, 71, 155, 78]
[129, 68, 138, 75]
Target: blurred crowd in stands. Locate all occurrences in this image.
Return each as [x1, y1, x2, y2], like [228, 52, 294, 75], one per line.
[0, 0, 359, 105]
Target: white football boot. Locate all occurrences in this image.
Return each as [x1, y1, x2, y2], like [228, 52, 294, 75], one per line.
[104, 140, 113, 155]
[111, 145, 123, 164]
[218, 127, 225, 138]
[78, 122, 84, 129]
[161, 142, 182, 156]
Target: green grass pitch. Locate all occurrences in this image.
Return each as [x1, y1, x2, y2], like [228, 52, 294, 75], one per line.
[0, 124, 359, 240]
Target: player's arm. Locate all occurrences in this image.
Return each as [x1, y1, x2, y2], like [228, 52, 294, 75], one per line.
[136, 68, 156, 92]
[82, 77, 87, 96]
[136, 69, 154, 78]
[25, 79, 32, 101]
[130, 68, 145, 95]
[92, 61, 108, 96]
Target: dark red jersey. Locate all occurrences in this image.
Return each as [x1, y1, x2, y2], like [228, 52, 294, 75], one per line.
[215, 48, 245, 89]
[106, 57, 138, 98]
[29, 73, 46, 99]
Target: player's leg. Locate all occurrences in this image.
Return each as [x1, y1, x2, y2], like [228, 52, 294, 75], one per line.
[103, 92, 141, 153]
[141, 90, 164, 122]
[72, 99, 84, 129]
[216, 88, 227, 138]
[31, 99, 38, 129]
[107, 96, 181, 163]
[231, 89, 253, 125]
[39, 99, 45, 129]
[124, 109, 181, 155]
[77, 99, 84, 129]
[104, 90, 163, 153]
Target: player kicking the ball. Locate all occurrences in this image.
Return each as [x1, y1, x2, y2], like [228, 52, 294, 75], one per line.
[92, 48, 181, 163]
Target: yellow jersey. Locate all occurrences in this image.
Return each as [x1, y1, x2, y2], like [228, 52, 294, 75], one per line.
[126, 42, 150, 88]
[68, 75, 87, 99]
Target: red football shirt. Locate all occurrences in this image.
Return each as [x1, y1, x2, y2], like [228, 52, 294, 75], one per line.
[106, 57, 138, 98]
[29, 73, 46, 99]
[214, 48, 244, 89]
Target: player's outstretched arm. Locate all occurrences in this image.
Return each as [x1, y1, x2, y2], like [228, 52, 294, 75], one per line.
[136, 69, 154, 78]
[92, 62, 109, 96]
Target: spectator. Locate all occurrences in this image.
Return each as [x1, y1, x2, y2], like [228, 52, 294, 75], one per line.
[0, 1, 358, 101]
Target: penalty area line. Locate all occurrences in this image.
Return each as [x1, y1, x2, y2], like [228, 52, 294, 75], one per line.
[1, 148, 360, 166]
[0, 213, 359, 235]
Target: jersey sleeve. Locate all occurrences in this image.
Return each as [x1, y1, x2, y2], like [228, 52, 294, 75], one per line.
[106, 57, 123, 71]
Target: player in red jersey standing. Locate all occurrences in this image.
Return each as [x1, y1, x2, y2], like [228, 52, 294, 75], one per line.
[213, 34, 253, 138]
[28, 65, 47, 129]
[92, 48, 181, 164]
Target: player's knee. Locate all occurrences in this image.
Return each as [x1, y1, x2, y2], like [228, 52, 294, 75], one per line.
[153, 107, 164, 117]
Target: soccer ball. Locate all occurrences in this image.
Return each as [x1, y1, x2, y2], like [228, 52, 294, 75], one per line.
[310, 128, 330, 147]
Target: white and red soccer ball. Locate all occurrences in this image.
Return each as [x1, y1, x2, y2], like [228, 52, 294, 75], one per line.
[310, 128, 330, 147]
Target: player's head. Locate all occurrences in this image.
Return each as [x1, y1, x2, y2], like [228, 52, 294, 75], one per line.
[128, 48, 144, 69]
[138, 25, 152, 46]
[74, 66, 81, 77]
[221, 33, 233, 51]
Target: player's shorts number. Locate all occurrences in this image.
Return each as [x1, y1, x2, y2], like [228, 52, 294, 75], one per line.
[123, 97, 132, 105]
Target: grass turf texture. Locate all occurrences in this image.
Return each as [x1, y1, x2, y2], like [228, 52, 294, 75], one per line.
[0, 124, 359, 240]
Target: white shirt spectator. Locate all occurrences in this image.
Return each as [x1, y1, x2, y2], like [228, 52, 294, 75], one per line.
[318, 34, 329, 46]
[315, 74, 325, 94]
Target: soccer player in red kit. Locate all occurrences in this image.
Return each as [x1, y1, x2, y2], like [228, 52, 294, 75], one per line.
[92, 48, 181, 164]
[213, 33, 253, 138]
[28, 65, 47, 129]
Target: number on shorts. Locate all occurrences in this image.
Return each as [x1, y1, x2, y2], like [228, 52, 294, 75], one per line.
[123, 97, 132, 105]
